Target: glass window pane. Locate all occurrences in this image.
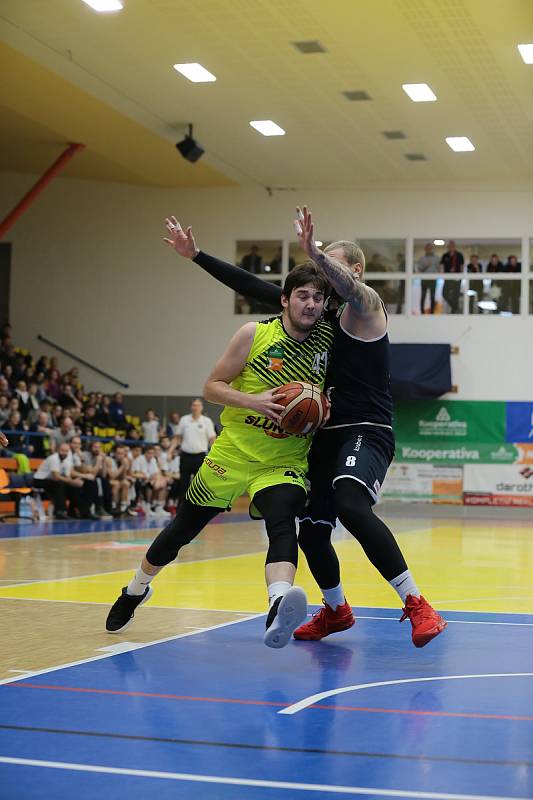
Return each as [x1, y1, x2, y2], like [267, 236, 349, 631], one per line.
[235, 240, 283, 275]
[412, 277, 465, 315]
[367, 279, 405, 314]
[474, 279, 521, 315]
[234, 280, 281, 315]
[414, 238, 521, 274]
[289, 239, 406, 273]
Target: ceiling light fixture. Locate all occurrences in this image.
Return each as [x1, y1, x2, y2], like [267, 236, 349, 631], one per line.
[82, 0, 123, 10]
[434, 239, 445, 246]
[517, 44, 533, 64]
[402, 83, 437, 102]
[173, 63, 216, 83]
[315, 240, 323, 247]
[446, 136, 475, 152]
[249, 120, 285, 137]
[176, 124, 205, 163]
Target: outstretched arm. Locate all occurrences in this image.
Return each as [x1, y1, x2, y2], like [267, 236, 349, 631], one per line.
[163, 216, 282, 305]
[295, 206, 382, 316]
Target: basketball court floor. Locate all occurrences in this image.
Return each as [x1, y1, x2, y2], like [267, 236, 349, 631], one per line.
[1, 503, 532, 799]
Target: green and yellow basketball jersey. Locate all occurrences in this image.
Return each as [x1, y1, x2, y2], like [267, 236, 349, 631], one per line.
[220, 316, 334, 466]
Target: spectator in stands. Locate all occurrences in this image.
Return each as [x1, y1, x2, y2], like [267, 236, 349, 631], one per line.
[35, 356, 50, 375]
[415, 242, 440, 314]
[0, 376, 11, 398]
[130, 445, 169, 517]
[95, 395, 114, 427]
[487, 253, 504, 273]
[15, 380, 31, 420]
[505, 255, 521, 272]
[142, 409, 160, 444]
[440, 240, 464, 314]
[68, 436, 98, 519]
[3, 364, 14, 386]
[26, 383, 42, 424]
[466, 254, 484, 312]
[34, 373, 48, 403]
[466, 254, 481, 273]
[165, 449, 181, 512]
[166, 411, 181, 438]
[85, 392, 97, 408]
[0, 394, 10, 427]
[58, 382, 82, 412]
[0, 342, 17, 374]
[5, 411, 30, 454]
[157, 435, 177, 473]
[51, 404, 64, 428]
[106, 443, 135, 517]
[81, 405, 97, 436]
[109, 392, 126, 427]
[45, 368, 61, 401]
[81, 440, 113, 518]
[33, 442, 83, 520]
[29, 411, 54, 458]
[51, 416, 76, 450]
[240, 245, 263, 274]
[39, 399, 54, 428]
[176, 398, 216, 504]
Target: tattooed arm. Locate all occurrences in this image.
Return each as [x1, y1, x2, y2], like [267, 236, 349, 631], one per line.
[295, 206, 386, 338]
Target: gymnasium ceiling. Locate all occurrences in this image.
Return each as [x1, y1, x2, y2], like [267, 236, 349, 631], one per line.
[1, 0, 533, 189]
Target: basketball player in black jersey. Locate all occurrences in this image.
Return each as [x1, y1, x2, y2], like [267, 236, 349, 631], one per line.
[163, 212, 446, 648]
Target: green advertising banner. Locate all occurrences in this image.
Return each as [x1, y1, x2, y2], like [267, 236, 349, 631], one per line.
[394, 400, 506, 444]
[395, 442, 519, 465]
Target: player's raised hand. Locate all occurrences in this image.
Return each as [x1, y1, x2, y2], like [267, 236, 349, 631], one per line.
[294, 206, 321, 260]
[0, 431, 9, 448]
[163, 216, 199, 259]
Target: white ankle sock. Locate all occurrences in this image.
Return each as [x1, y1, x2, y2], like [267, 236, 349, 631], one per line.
[322, 583, 345, 611]
[267, 581, 292, 607]
[127, 567, 154, 596]
[389, 569, 420, 603]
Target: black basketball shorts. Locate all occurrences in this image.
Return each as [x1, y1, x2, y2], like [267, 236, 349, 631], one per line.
[301, 425, 395, 527]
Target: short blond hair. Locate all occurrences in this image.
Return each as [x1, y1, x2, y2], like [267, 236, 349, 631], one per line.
[325, 240, 366, 279]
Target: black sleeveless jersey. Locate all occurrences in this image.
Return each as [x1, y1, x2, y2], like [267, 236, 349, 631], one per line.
[323, 310, 393, 428]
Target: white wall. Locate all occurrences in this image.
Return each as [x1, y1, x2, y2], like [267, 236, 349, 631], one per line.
[1, 172, 532, 400]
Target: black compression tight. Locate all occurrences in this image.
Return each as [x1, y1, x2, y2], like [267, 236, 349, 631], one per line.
[146, 500, 220, 567]
[298, 479, 408, 589]
[252, 483, 307, 567]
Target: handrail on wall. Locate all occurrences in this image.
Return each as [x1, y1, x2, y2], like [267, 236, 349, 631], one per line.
[37, 335, 129, 388]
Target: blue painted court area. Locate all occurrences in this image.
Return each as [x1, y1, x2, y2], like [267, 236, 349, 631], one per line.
[1, 607, 532, 799]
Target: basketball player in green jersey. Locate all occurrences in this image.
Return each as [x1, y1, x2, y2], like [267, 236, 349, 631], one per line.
[106, 262, 333, 648]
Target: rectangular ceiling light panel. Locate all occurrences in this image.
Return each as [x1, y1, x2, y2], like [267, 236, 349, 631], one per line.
[446, 136, 475, 152]
[517, 44, 533, 64]
[250, 120, 286, 136]
[82, 0, 123, 10]
[173, 63, 217, 83]
[402, 83, 437, 102]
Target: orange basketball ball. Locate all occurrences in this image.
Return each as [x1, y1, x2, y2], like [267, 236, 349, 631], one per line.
[277, 382, 328, 435]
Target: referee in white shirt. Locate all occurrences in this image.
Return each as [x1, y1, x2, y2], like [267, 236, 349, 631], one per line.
[176, 398, 216, 504]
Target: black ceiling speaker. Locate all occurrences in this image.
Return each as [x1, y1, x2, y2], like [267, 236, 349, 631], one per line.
[176, 124, 205, 163]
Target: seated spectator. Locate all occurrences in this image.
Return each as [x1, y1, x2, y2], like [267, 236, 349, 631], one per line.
[29, 411, 54, 458]
[157, 435, 177, 473]
[0, 376, 12, 398]
[165, 450, 181, 512]
[51, 416, 76, 450]
[51, 404, 64, 428]
[33, 443, 83, 520]
[106, 443, 136, 517]
[81, 405, 98, 436]
[109, 392, 126, 427]
[45, 368, 62, 401]
[416, 242, 440, 314]
[35, 356, 50, 375]
[142, 409, 160, 444]
[0, 394, 9, 427]
[4, 411, 31, 454]
[58, 382, 82, 411]
[69, 436, 99, 519]
[166, 411, 181, 438]
[15, 380, 32, 420]
[95, 394, 114, 427]
[130, 445, 169, 517]
[505, 255, 521, 272]
[81, 440, 113, 518]
[85, 392, 97, 409]
[39, 399, 55, 428]
[26, 383, 42, 424]
[487, 253, 504, 272]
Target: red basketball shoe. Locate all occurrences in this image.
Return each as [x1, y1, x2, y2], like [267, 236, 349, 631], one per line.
[400, 594, 447, 647]
[293, 599, 355, 641]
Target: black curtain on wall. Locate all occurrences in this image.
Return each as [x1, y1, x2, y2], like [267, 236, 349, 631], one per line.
[390, 344, 452, 400]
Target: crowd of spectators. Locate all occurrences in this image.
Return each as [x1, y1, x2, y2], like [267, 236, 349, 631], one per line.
[0, 324, 216, 521]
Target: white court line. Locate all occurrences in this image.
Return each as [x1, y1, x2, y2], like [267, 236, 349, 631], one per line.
[279, 673, 533, 715]
[0, 596, 256, 613]
[0, 756, 527, 800]
[0, 613, 262, 686]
